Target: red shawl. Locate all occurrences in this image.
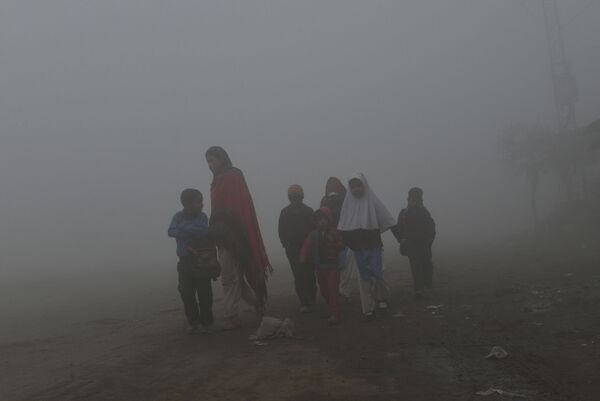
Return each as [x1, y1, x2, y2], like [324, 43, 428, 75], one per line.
[211, 168, 271, 273]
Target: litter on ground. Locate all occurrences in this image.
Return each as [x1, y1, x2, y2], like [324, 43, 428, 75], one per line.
[249, 317, 295, 341]
[486, 346, 508, 359]
[476, 387, 527, 398]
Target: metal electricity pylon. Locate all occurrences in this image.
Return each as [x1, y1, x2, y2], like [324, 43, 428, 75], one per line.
[542, 0, 579, 134]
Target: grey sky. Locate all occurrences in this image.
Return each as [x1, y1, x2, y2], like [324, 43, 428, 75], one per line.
[1, 1, 598, 278]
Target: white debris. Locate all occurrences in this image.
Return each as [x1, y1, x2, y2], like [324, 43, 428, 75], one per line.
[249, 316, 295, 341]
[278, 318, 295, 338]
[476, 388, 526, 398]
[485, 346, 509, 359]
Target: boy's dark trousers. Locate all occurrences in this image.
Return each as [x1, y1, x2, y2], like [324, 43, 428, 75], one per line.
[286, 248, 317, 307]
[177, 259, 214, 327]
[408, 249, 434, 293]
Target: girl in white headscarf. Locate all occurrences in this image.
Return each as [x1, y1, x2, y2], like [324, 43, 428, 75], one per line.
[337, 173, 397, 318]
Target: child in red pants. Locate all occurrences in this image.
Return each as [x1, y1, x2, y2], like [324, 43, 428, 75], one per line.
[300, 207, 343, 324]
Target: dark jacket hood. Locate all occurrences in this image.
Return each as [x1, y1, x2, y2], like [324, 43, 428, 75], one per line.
[325, 177, 347, 197]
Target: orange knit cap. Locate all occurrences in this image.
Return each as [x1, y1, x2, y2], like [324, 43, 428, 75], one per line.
[288, 184, 304, 195]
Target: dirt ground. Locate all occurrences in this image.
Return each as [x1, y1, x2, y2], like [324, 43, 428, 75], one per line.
[2, 237, 599, 401]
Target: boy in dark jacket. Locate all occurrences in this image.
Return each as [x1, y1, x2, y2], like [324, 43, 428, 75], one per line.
[278, 185, 316, 312]
[396, 187, 436, 299]
[168, 188, 214, 333]
[300, 207, 343, 324]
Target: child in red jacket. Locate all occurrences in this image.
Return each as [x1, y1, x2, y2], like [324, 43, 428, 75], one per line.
[300, 207, 343, 325]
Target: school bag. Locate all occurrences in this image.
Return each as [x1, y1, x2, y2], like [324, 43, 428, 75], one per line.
[187, 238, 221, 280]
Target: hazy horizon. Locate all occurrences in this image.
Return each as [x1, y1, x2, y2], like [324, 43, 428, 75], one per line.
[1, 0, 599, 281]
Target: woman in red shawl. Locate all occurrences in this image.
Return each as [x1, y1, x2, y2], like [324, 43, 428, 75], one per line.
[206, 146, 271, 329]
[320, 177, 347, 225]
[320, 177, 356, 303]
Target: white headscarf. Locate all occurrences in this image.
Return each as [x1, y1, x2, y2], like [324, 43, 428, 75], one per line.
[337, 173, 396, 233]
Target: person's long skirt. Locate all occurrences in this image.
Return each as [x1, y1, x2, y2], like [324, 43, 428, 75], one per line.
[338, 248, 357, 300]
[353, 247, 389, 315]
[217, 247, 257, 321]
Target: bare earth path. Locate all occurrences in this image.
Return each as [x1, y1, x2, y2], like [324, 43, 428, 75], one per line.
[2, 242, 599, 401]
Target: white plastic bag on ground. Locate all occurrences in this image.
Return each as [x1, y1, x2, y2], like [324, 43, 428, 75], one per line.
[277, 318, 295, 338]
[249, 317, 295, 341]
[485, 346, 509, 359]
[476, 388, 526, 398]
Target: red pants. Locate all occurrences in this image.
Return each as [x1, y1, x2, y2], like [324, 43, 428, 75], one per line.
[316, 269, 339, 319]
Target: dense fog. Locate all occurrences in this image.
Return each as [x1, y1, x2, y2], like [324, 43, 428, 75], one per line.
[1, 0, 599, 281]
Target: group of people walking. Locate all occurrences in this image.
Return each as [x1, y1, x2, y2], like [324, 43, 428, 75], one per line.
[168, 147, 436, 334]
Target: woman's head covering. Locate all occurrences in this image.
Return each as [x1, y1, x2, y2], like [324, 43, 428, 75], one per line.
[206, 146, 233, 172]
[337, 173, 396, 233]
[325, 177, 347, 197]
